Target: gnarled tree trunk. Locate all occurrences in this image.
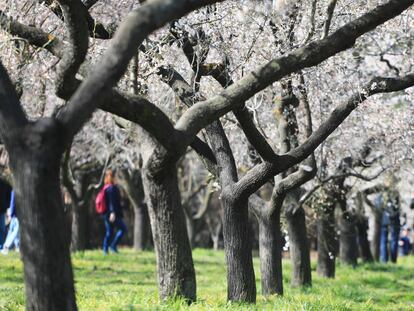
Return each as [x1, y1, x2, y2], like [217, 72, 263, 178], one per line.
[10, 120, 77, 311]
[143, 166, 196, 302]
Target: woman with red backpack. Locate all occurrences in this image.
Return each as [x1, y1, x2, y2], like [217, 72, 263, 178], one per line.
[98, 170, 127, 255]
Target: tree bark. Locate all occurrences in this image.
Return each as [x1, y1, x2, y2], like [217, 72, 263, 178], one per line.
[143, 167, 196, 302]
[339, 210, 358, 267]
[257, 209, 283, 296]
[10, 120, 77, 311]
[285, 191, 312, 287]
[183, 204, 195, 248]
[71, 201, 89, 252]
[133, 202, 150, 250]
[222, 194, 256, 302]
[371, 211, 383, 261]
[317, 206, 337, 278]
[355, 214, 373, 262]
[121, 169, 152, 251]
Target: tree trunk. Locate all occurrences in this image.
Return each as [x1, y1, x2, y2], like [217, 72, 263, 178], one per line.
[10, 122, 77, 310]
[339, 211, 358, 267]
[183, 204, 195, 248]
[120, 168, 151, 251]
[143, 167, 196, 302]
[317, 206, 337, 278]
[133, 202, 150, 250]
[258, 210, 283, 296]
[222, 194, 256, 303]
[355, 215, 373, 262]
[285, 204, 312, 287]
[71, 201, 89, 252]
[371, 211, 382, 261]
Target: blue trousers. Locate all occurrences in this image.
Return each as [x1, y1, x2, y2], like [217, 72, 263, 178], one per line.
[0, 213, 5, 249]
[380, 221, 400, 263]
[103, 216, 127, 253]
[4, 217, 19, 250]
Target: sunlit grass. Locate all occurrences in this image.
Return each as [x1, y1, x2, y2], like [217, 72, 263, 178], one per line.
[0, 248, 413, 310]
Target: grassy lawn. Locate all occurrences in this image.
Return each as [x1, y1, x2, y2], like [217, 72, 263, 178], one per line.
[0, 248, 413, 310]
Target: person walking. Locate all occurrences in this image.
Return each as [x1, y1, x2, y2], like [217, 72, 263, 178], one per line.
[1, 191, 19, 254]
[101, 170, 127, 255]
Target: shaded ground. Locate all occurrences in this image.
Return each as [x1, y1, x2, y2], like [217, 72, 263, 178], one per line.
[0, 249, 413, 310]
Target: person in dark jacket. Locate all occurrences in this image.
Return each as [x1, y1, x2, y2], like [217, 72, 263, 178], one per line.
[102, 170, 127, 255]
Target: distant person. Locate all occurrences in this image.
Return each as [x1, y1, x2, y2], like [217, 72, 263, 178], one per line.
[98, 170, 127, 255]
[0, 178, 12, 250]
[399, 227, 411, 256]
[379, 189, 400, 263]
[1, 191, 19, 254]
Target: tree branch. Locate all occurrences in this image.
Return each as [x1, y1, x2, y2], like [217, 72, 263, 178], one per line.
[0, 11, 66, 58]
[323, 0, 339, 39]
[175, 0, 414, 143]
[55, 0, 89, 98]
[0, 16, 182, 152]
[0, 62, 28, 144]
[56, 0, 223, 143]
[231, 73, 414, 200]
[40, 0, 113, 39]
[170, 24, 277, 162]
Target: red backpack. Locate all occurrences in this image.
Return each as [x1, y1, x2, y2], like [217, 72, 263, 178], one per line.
[95, 185, 110, 215]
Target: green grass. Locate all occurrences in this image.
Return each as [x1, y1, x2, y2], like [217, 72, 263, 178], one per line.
[0, 249, 413, 310]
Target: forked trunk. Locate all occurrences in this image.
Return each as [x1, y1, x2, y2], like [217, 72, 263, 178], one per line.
[143, 167, 196, 302]
[222, 194, 256, 303]
[258, 210, 283, 296]
[317, 206, 337, 278]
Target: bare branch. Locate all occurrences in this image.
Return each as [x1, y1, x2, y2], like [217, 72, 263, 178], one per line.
[170, 25, 277, 162]
[40, 0, 113, 39]
[0, 11, 65, 57]
[56, 0, 223, 143]
[175, 0, 414, 144]
[231, 73, 414, 200]
[304, 0, 318, 43]
[323, 0, 338, 39]
[55, 0, 89, 98]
